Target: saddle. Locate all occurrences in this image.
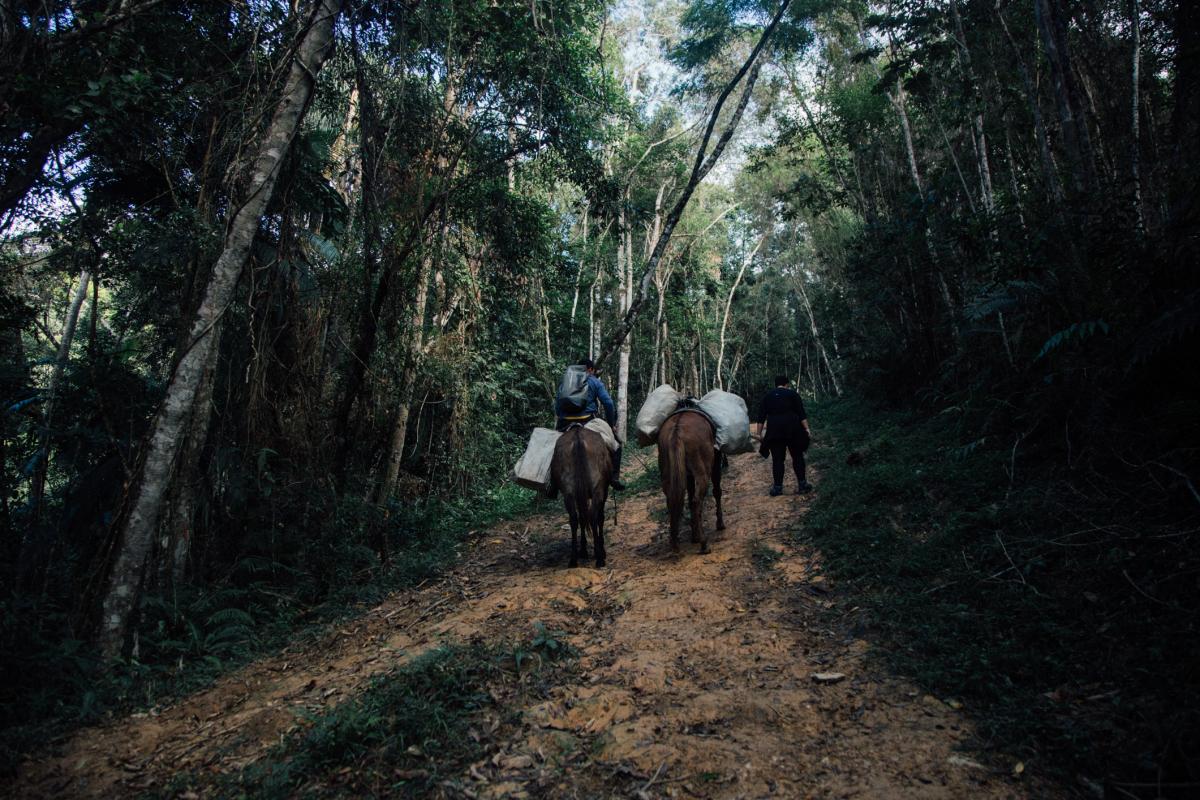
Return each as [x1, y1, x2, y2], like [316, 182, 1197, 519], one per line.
[667, 397, 718, 436]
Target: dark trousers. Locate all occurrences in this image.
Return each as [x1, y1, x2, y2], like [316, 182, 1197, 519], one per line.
[768, 438, 807, 488]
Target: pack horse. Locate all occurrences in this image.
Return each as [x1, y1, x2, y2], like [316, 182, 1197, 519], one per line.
[511, 360, 621, 568]
[657, 410, 724, 554]
[549, 423, 613, 568]
[636, 385, 751, 555]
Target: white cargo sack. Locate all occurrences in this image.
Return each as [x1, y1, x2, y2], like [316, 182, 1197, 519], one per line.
[513, 427, 559, 490]
[634, 384, 683, 446]
[584, 418, 621, 453]
[512, 421, 620, 492]
[698, 389, 753, 455]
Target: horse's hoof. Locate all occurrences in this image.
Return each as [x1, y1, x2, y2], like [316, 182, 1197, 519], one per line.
[716, 522, 726, 531]
[596, 558, 606, 568]
[569, 560, 578, 568]
[700, 544, 710, 554]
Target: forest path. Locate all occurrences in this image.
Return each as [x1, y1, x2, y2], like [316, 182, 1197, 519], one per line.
[11, 451, 1039, 798]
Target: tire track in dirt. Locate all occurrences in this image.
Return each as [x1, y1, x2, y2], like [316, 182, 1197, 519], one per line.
[7, 451, 1045, 798]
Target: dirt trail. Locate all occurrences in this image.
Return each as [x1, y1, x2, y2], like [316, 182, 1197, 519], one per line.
[9, 452, 1041, 798]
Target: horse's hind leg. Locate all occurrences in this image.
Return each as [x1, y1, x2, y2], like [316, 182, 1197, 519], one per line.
[712, 450, 725, 531]
[566, 500, 580, 568]
[687, 472, 698, 543]
[691, 493, 708, 554]
[592, 499, 607, 568]
[667, 497, 682, 553]
[577, 513, 589, 560]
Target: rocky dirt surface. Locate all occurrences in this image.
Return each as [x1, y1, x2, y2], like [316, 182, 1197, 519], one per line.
[7, 451, 1049, 798]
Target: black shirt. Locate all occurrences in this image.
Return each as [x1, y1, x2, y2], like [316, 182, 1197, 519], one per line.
[758, 387, 807, 443]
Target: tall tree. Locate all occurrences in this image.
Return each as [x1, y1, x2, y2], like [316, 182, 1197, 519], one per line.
[95, 0, 342, 658]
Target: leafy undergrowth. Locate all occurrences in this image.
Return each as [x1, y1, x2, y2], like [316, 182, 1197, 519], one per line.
[800, 398, 1200, 795]
[160, 625, 576, 799]
[0, 483, 539, 775]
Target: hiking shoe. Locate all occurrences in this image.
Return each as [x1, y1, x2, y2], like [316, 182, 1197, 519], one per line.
[796, 481, 814, 494]
[769, 484, 783, 497]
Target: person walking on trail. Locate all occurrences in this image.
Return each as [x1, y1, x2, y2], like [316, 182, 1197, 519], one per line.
[755, 375, 812, 496]
[556, 358, 625, 491]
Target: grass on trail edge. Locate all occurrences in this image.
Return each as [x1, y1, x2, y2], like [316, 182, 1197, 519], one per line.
[799, 397, 1199, 792]
[157, 626, 577, 799]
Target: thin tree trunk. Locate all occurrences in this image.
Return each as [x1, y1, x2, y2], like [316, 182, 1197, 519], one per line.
[96, 0, 341, 658]
[588, 257, 603, 360]
[996, 3, 1065, 205]
[949, 0, 995, 213]
[539, 277, 553, 363]
[569, 206, 589, 340]
[891, 73, 962, 347]
[795, 274, 841, 396]
[650, 262, 674, 387]
[377, 242, 436, 503]
[616, 210, 633, 441]
[28, 267, 90, 519]
[1131, 0, 1144, 235]
[1034, 0, 1096, 196]
[891, 77, 923, 195]
[598, 0, 792, 364]
[162, 330, 219, 588]
[717, 233, 766, 389]
[937, 120, 978, 214]
[1003, 123, 1029, 232]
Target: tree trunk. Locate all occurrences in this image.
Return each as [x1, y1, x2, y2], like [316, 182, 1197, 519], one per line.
[890, 73, 962, 348]
[569, 206, 589, 346]
[162, 329, 219, 589]
[1130, 0, 1144, 235]
[615, 209, 632, 442]
[28, 267, 90, 519]
[891, 77, 923, 195]
[377, 245, 436, 504]
[996, 3, 1065, 205]
[948, 0, 995, 213]
[795, 275, 841, 397]
[717, 233, 766, 389]
[1034, 0, 1096, 196]
[539, 277, 553, 364]
[96, 0, 341, 659]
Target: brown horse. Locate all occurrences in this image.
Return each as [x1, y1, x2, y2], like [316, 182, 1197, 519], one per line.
[549, 425, 612, 568]
[658, 410, 725, 554]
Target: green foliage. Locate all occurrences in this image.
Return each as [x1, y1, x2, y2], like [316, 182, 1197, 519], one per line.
[750, 541, 783, 572]
[1035, 320, 1110, 361]
[215, 644, 499, 798]
[801, 398, 1200, 783]
[0, 472, 535, 773]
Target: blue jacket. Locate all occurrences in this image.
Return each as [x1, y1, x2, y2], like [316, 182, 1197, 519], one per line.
[558, 374, 616, 424]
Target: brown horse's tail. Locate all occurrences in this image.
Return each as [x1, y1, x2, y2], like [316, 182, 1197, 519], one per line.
[665, 416, 687, 509]
[572, 428, 591, 522]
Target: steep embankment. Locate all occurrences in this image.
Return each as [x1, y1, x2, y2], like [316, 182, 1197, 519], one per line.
[7, 448, 1044, 798]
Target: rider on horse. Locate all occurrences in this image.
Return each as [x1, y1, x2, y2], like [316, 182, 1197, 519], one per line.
[556, 358, 625, 491]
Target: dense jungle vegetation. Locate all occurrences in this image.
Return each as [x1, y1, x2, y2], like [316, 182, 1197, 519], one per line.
[2, 0, 1197, 792]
